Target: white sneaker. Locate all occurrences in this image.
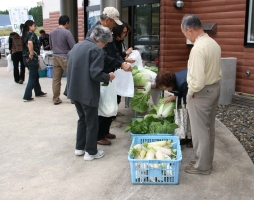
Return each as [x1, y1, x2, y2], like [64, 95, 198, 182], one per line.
[75, 149, 85, 156]
[84, 150, 105, 161]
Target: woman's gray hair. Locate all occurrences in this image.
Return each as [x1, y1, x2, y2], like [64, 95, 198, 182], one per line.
[90, 25, 113, 44]
[181, 14, 202, 31]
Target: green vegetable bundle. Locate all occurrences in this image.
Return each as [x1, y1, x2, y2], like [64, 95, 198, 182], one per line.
[125, 98, 178, 134]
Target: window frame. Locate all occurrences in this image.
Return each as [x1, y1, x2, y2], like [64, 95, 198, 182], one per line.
[244, 0, 254, 47]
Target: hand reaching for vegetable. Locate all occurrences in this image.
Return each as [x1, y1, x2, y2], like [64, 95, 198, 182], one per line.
[163, 96, 176, 104]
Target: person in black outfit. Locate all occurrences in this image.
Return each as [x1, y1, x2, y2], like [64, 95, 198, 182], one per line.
[112, 21, 135, 115]
[39, 30, 50, 50]
[9, 32, 25, 84]
[155, 70, 193, 147]
[86, 7, 132, 145]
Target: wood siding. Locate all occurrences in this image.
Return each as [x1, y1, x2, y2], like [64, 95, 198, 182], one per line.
[78, 7, 84, 42]
[160, 0, 254, 94]
[43, 11, 60, 34]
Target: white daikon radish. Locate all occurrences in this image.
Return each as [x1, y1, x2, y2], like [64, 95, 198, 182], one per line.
[145, 149, 155, 159]
[139, 148, 147, 159]
[151, 146, 172, 156]
[133, 144, 142, 151]
[148, 140, 167, 147]
[155, 150, 165, 160]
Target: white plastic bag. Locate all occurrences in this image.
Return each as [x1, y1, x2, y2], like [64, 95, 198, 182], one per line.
[128, 50, 144, 70]
[98, 81, 118, 117]
[39, 56, 47, 70]
[6, 54, 14, 72]
[113, 69, 134, 97]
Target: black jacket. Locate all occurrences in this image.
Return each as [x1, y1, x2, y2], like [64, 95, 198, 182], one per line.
[87, 21, 124, 73]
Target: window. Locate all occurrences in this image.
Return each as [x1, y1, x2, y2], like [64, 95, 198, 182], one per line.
[133, 3, 160, 65]
[244, 0, 254, 47]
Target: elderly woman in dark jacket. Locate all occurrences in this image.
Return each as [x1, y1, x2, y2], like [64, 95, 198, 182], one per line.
[155, 69, 193, 147]
[67, 25, 115, 161]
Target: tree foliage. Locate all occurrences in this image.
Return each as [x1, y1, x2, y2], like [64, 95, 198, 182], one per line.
[0, 10, 9, 14]
[28, 6, 43, 27]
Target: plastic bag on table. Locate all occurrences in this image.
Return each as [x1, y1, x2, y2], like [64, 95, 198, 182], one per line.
[98, 81, 118, 117]
[6, 54, 14, 72]
[128, 50, 144, 70]
[113, 69, 134, 97]
[39, 56, 47, 70]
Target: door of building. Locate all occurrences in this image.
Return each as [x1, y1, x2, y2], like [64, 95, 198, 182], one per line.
[122, 0, 160, 66]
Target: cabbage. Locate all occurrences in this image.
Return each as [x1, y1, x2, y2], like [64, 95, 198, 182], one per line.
[132, 66, 140, 76]
[130, 90, 150, 113]
[133, 72, 152, 86]
[130, 82, 151, 113]
[144, 66, 159, 74]
[140, 68, 157, 84]
[157, 101, 175, 118]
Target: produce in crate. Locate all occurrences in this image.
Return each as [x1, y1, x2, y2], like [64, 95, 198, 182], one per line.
[128, 136, 182, 185]
[129, 139, 177, 183]
[129, 140, 177, 160]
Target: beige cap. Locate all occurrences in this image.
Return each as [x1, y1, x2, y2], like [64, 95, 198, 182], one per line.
[103, 7, 123, 25]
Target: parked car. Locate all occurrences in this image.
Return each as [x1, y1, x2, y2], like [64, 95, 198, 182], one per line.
[0, 36, 10, 57]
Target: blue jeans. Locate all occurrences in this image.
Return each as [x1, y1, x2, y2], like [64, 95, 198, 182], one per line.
[23, 57, 42, 100]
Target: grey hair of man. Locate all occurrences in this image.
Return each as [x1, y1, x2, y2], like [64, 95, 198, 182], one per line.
[100, 13, 113, 22]
[90, 25, 113, 44]
[181, 14, 202, 31]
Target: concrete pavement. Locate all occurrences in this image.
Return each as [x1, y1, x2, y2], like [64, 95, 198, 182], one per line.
[0, 57, 254, 200]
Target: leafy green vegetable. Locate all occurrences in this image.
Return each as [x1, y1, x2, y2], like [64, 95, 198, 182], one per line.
[130, 90, 150, 113]
[132, 66, 140, 76]
[125, 116, 178, 134]
[157, 101, 176, 118]
[133, 73, 152, 86]
[144, 66, 159, 74]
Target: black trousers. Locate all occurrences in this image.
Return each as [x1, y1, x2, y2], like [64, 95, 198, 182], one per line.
[12, 52, 25, 82]
[97, 116, 115, 140]
[74, 101, 98, 155]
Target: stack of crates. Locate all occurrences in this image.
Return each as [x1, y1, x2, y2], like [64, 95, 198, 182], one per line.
[128, 135, 182, 185]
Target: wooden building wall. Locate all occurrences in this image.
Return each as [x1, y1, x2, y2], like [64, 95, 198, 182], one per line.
[160, 0, 254, 94]
[43, 11, 60, 35]
[77, 7, 84, 42]
[43, 8, 84, 43]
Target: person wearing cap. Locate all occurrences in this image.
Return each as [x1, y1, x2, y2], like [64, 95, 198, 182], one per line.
[87, 7, 132, 145]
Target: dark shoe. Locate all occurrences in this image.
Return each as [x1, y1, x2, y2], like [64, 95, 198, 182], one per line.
[54, 99, 62, 105]
[97, 139, 111, 145]
[189, 159, 196, 165]
[186, 140, 193, 148]
[185, 165, 211, 175]
[19, 79, 23, 84]
[180, 138, 191, 145]
[36, 92, 47, 97]
[105, 133, 116, 139]
[189, 159, 213, 169]
[117, 112, 124, 116]
[23, 98, 34, 102]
